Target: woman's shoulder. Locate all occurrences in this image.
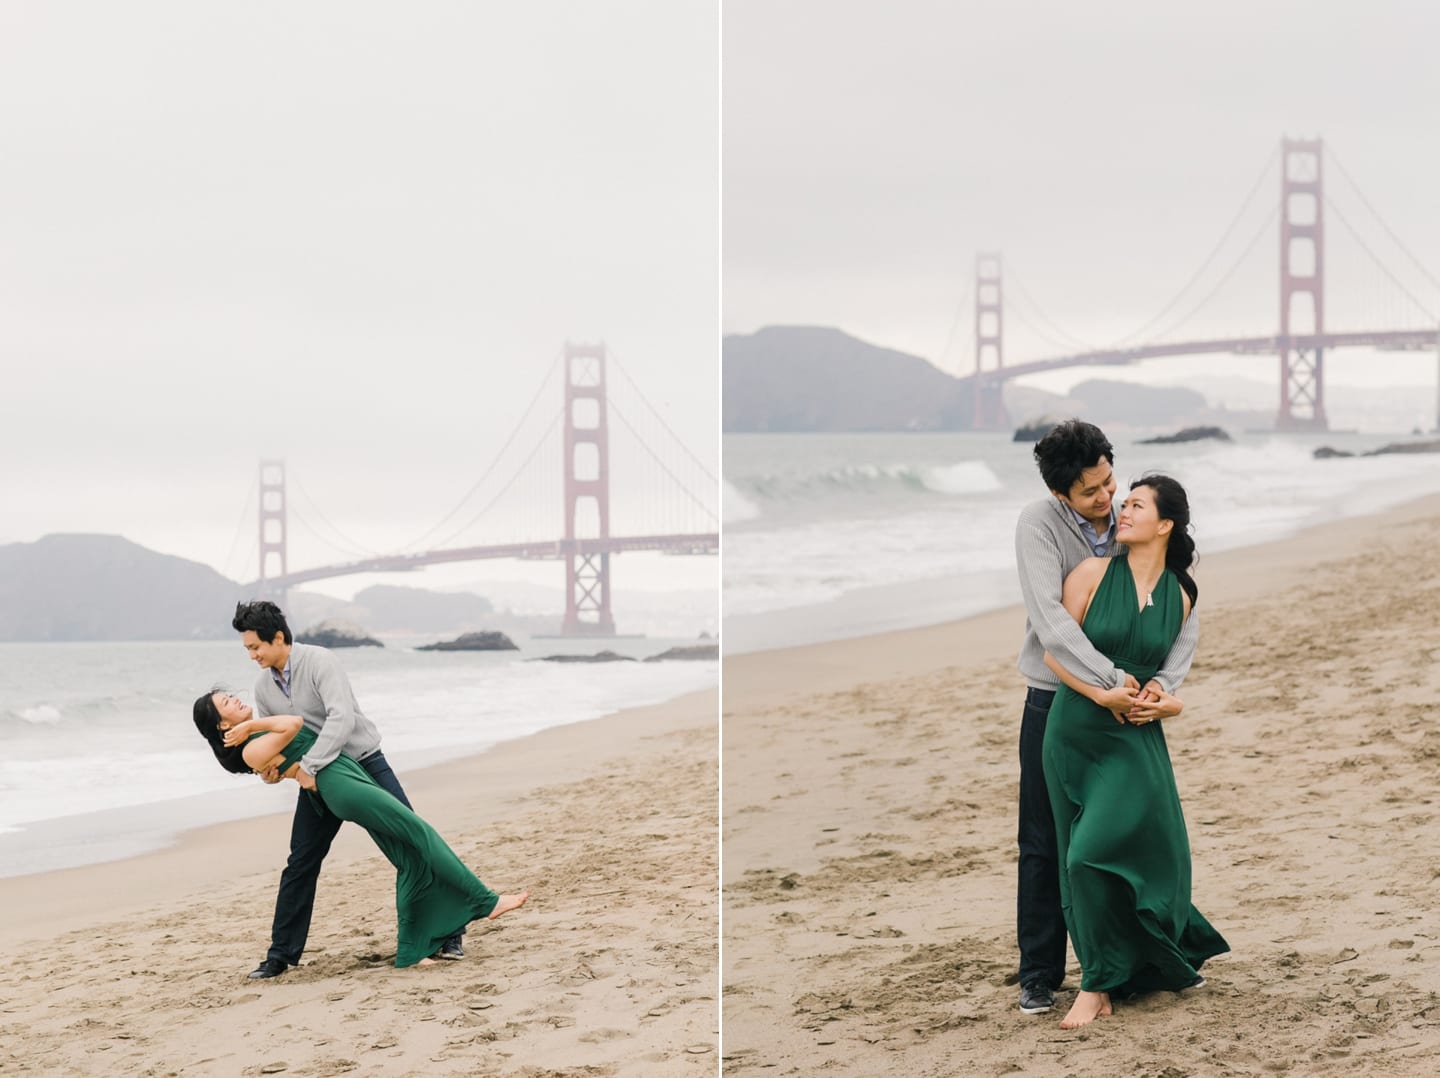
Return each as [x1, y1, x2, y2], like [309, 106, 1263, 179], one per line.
[1067, 556, 1111, 584]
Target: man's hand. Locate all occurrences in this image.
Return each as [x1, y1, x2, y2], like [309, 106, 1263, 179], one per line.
[295, 767, 318, 791]
[257, 766, 281, 785]
[1128, 680, 1184, 725]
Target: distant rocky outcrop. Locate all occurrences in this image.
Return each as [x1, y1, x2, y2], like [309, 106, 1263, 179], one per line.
[0, 534, 242, 642]
[643, 644, 719, 662]
[536, 650, 636, 663]
[299, 620, 383, 648]
[416, 631, 519, 652]
[724, 326, 974, 432]
[1013, 417, 1061, 442]
[1137, 426, 1233, 445]
[1313, 439, 1440, 460]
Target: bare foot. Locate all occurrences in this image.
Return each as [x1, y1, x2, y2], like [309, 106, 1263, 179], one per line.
[1058, 990, 1112, 1029]
[416, 957, 438, 967]
[487, 890, 531, 920]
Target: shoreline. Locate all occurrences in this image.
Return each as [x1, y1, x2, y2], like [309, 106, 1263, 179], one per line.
[722, 492, 1440, 1074]
[0, 685, 717, 946]
[0, 666, 716, 882]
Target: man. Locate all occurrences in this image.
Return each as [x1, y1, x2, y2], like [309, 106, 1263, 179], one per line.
[233, 600, 464, 979]
[1012, 420, 1197, 1014]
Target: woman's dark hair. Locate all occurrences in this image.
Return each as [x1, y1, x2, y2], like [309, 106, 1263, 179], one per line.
[1033, 419, 1115, 496]
[192, 691, 251, 775]
[1131, 473, 1198, 608]
[232, 600, 293, 645]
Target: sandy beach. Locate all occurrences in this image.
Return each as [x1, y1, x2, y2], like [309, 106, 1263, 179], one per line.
[0, 689, 718, 1077]
[722, 494, 1440, 1075]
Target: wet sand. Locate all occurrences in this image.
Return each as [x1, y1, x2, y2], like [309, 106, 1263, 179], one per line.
[723, 494, 1440, 1076]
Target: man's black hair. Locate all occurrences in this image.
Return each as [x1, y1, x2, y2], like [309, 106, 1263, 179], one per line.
[232, 600, 293, 645]
[1032, 419, 1115, 496]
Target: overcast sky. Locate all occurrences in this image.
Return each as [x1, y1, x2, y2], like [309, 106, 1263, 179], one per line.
[0, 1, 718, 597]
[724, 1, 1440, 396]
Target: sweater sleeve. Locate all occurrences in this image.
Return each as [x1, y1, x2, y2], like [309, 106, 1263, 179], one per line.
[1149, 606, 1199, 694]
[297, 649, 357, 775]
[1015, 513, 1125, 690]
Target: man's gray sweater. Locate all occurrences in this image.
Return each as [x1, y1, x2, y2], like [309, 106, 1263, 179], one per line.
[253, 642, 383, 775]
[1014, 496, 1198, 693]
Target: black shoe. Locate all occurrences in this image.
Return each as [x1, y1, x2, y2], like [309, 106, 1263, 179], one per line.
[1019, 982, 1055, 1014]
[248, 958, 288, 980]
[437, 938, 464, 961]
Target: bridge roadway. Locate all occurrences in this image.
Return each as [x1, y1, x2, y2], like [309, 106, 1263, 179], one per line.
[246, 532, 719, 591]
[965, 328, 1439, 382]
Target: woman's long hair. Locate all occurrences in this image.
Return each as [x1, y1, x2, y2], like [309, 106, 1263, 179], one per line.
[1132, 473, 1198, 608]
[192, 691, 251, 775]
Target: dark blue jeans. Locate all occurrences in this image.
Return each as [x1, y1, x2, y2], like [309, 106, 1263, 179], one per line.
[1017, 687, 1067, 990]
[265, 750, 461, 965]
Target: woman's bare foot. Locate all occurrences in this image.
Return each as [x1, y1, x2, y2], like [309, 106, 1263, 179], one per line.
[487, 891, 531, 920]
[1059, 990, 1112, 1029]
[416, 956, 438, 967]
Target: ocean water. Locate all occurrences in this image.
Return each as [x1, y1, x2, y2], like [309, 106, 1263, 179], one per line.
[0, 634, 716, 877]
[723, 430, 1440, 652]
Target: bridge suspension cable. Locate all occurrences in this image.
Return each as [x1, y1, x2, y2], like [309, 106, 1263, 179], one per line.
[391, 351, 565, 554]
[1004, 263, 1097, 352]
[221, 477, 258, 583]
[1323, 192, 1439, 325]
[934, 280, 970, 375]
[606, 394, 718, 530]
[606, 349, 718, 487]
[422, 409, 565, 552]
[1108, 145, 1280, 347]
[1325, 144, 1440, 297]
[1130, 204, 1278, 345]
[289, 472, 381, 558]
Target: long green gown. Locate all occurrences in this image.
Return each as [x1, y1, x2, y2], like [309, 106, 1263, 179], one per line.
[1042, 555, 1229, 996]
[261, 726, 500, 967]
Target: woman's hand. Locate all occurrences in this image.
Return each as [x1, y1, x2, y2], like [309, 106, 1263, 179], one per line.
[222, 718, 258, 746]
[1092, 682, 1139, 721]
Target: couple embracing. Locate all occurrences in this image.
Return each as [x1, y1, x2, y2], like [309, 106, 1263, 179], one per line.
[191, 600, 529, 976]
[1012, 419, 1229, 1029]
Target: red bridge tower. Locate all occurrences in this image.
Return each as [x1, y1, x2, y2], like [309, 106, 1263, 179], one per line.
[1277, 137, 1328, 430]
[562, 342, 616, 635]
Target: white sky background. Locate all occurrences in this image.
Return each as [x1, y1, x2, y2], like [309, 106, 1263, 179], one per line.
[723, 1, 1440, 399]
[0, 1, 719, 598]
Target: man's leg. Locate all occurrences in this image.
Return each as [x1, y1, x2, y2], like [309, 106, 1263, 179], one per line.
[262, 792, 343, 971]
[1017, 688, 1067, 1001]
[359, 750, 466, 957]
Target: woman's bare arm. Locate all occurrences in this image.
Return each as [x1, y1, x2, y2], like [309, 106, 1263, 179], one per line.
[225, 715, 304, 772]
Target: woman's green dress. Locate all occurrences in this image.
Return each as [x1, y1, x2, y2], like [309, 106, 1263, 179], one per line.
[263, 727, 499, 967]
[1042, 555, 1229, 996]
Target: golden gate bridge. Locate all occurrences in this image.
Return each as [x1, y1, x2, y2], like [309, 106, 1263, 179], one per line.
[960, 137, 1440, 432]
[236, 343, 717, 636]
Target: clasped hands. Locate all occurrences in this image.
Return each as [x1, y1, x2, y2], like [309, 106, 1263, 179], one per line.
[1095, 675, 1183, 726]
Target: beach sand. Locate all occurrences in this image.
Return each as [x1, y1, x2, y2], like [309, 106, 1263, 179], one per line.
[723, 494, 1440, 1076]
[0, 689, 718, 1077]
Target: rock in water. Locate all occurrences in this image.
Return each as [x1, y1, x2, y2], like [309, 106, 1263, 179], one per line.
[1013, 418, 1060, 443]
[1136, 426, 1232, 445]
[415, 631, 520, 652]
[299, 620, 383, 648]
[536, 650, 636, 663]
[643, 644, 719, 662]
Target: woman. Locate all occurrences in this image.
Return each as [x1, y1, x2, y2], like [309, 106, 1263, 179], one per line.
[193, 691, 529, 968]
[1041, 474, 1228, 1029]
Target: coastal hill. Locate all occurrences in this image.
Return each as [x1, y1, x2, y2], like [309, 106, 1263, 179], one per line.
[0, 535, 506, 642]
[723, 326, 973, 431]
[722, 326, 1230, 433]
[0, 534, 242, 641]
